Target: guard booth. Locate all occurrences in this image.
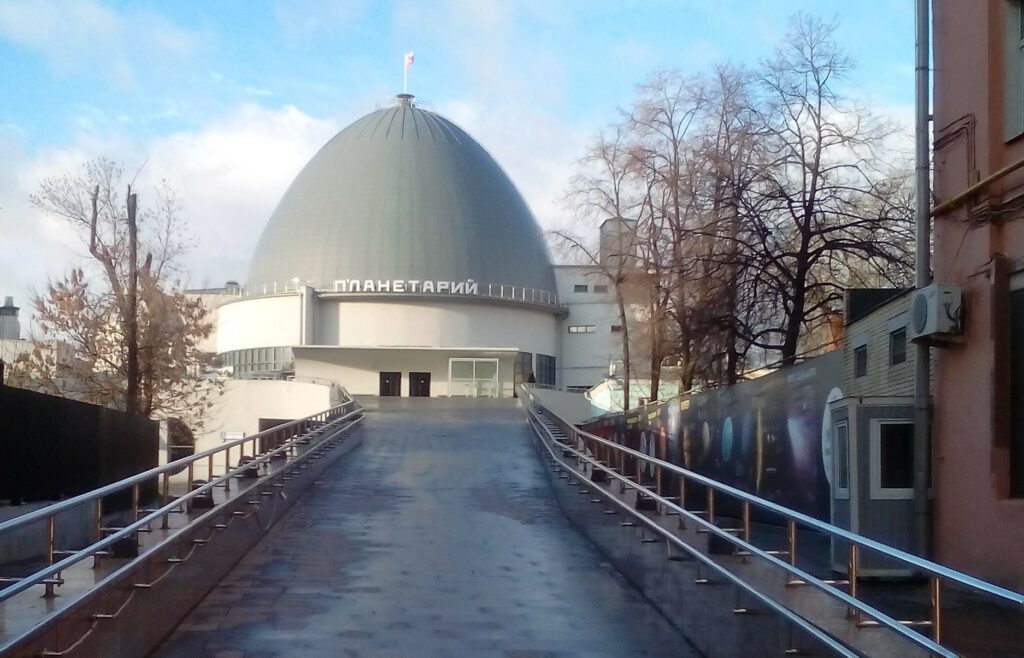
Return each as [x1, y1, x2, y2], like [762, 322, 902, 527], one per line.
[827, 396, 925, 576]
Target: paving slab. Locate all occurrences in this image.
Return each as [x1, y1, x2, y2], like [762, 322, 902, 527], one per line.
[152, 398, 697, 658]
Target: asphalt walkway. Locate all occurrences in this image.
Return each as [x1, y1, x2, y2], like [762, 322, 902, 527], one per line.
[152, 398, 696, 657]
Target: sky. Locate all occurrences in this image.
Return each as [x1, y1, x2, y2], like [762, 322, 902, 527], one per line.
[0, 0, 916, 329]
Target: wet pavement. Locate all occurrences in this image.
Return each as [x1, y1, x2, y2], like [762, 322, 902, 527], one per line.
[152, 398, 696, 658]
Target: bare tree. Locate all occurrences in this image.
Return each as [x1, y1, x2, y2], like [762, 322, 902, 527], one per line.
[562, 13, 913, 395]
[558, 127, 645, 410]
[8, 158, 219, 432]
[738, 15, 914, 364]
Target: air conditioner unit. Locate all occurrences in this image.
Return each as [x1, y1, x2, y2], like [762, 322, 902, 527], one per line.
[909, 284, 963, 342]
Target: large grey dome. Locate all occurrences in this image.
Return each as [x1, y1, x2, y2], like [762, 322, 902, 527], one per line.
[247, 98, 556, 296]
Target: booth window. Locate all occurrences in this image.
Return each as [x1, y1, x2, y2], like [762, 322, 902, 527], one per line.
[611, 324, 623, 333]
[889, 326, 907, 365]
[573, 284, 589, 293]
[1010, 287, 1024, 497]
[834, 421, 850, 498]
[568, 325, 595, 334]
[594, 284, 609, 293]
[870, 420, 915, 499]
[854, 345, 868, 377]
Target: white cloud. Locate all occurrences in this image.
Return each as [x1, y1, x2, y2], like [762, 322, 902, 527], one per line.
[0, 105, 338, 311]
[142, 105, 338, 287]
[0, 0, 199, 84]
[272, 0, 372, 40]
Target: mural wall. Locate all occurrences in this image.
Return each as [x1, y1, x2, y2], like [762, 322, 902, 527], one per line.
[581, 351, 843, 521]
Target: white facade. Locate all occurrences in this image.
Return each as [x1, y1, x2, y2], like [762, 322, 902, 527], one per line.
[554, 266, 622, 390]
[203, 285, 574, 397]
[193, 379, 335, 471]
[198, 267, 622, 398]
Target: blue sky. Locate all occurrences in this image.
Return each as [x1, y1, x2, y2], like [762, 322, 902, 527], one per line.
[0, 0, 916, 323]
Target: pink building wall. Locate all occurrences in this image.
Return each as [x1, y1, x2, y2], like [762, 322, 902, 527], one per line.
[933, 0, 1024, 589]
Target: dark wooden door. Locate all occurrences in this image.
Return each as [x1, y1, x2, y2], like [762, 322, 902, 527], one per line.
[379, 372, 401, 396]
[409, 372, 431, 397]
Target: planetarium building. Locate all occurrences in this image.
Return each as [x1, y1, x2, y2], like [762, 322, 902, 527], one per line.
[209, 94, 621, 398]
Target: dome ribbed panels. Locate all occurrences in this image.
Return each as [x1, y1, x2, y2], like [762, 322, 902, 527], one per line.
[247, 102, 556, 295]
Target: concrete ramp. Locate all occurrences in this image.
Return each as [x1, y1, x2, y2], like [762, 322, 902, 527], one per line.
[154, 398, 695, 657]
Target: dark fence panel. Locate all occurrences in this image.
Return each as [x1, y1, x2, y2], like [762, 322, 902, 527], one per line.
[0, 386, 158, 506]
[581, 351, 844, 523]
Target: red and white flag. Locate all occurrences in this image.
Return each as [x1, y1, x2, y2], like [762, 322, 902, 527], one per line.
[404, 52, 415, 68]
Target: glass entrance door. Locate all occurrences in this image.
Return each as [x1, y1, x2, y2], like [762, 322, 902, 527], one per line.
[448, 358, 500, 398]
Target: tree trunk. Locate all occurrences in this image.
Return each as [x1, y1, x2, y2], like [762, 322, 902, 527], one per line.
[616, 287, 631, 411]
[125, 191, 140, 415]
[781, 264, 808, 365]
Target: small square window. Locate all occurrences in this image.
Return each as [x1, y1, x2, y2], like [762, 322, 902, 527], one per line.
[611, 325, 623, 333]
[854, 345, 868, 378]
[889, 327, 907, 365]
[594, 284, 609, 293]
[573, 284, 588, 293]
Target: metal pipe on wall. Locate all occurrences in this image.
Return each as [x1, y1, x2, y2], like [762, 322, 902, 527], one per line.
[913, 0, 933, 558]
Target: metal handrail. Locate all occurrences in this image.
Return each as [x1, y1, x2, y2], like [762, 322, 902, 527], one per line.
[523, 410, 861, 658]
[523, 388, 1024, 655]
[0, 393, 362, 604]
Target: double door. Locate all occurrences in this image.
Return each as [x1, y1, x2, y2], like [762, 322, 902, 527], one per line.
[379, 371, 432, 397]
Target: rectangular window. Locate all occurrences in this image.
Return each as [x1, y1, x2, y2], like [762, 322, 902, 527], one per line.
[568, 325, 596, 334]
[611, 324, 623, 333]
[1011, 288, 1024, 496]
[573, 284, 588, 293]
[889, 327, 907, 366]
[594, 284, 609, 293]
[878, 422, 914, 490]
[536, 354, 556, 386]
[834, 421, 850, 498]
[868, 421, 917, 499]
[854, 345, 868, 378]
[1005, 1, 1024, 139]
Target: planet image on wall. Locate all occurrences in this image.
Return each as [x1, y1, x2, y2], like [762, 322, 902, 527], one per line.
[666, 402, 680, 433]
[683, 424, 695, 468]
[721, 417, 734, 461]
[737, 410, 755, 484]
[665, 405, 681, 464]
[820, 387, 844, 490]
[701, 421, 711, 463]
[640, 430, 657, 477]
[787, 412, 816, 484]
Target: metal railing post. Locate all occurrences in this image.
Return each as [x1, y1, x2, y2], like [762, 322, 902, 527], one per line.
[93, 498, 103, 568]
[678, 475, 687, 529]
[161, 472, 171, 529]
[656, 465, 663, 514]
[847, 544, 859, 617]
[225, 443, 232, 492]
[786, 519, 797, 583]
[742, 500, 751, 543]
[931, 577, 942, 643]
[707, 487, 715, 525]
[44, 515, 56, 597]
